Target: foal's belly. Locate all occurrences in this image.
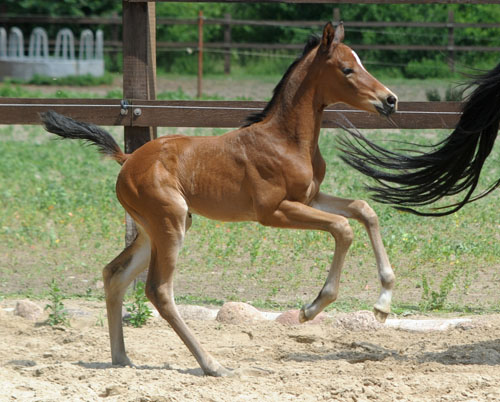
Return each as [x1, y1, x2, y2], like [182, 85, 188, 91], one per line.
[187, 195, 257, 222]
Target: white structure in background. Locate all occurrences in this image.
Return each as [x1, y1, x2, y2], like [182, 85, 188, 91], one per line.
[0, 26, 104, 80]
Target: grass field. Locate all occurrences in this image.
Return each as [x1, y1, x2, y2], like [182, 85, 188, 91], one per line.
[1, 76, 499, 315]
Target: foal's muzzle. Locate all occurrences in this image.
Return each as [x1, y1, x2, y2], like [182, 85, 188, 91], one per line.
[376, 95, 398, 116]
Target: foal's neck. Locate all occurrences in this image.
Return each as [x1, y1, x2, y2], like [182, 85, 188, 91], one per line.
[270, 49, 325, 152]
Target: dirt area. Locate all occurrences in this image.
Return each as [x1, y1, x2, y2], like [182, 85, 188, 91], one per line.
[20, 74, 440, 101]
[1, 299, 500, 402]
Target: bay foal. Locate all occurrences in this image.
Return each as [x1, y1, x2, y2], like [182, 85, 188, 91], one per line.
[42, 22, 398, 376]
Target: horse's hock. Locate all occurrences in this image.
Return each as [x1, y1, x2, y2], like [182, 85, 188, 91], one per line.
[0, 26, 104, 80]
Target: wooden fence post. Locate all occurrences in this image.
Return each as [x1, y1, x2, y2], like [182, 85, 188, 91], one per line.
[224, 13, 232, 75]
[110, 11, 119, 70]
[333, 8, 341, 24]
[448, 10, 455, 73]
[197, 10, 204, 98]
[122, 1, 157, 253]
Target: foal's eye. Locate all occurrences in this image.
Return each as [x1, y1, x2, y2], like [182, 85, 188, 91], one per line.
[342, 67, 354, 75]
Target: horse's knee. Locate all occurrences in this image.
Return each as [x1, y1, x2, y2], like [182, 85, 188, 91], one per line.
[330, 217, 354, 246]
[353, 200, 379, 228]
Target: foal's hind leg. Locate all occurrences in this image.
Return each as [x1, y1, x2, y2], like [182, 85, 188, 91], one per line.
[310, 192, 395, 322]
[144, 200, 230, 377]
[103, 226, 150, 365]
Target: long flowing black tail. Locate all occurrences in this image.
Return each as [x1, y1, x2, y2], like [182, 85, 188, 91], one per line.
[338, 62, 500, 216]
[40, 111, 128, 165]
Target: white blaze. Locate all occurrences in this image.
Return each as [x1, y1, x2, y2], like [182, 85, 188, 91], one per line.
[351, 50, 367, 72]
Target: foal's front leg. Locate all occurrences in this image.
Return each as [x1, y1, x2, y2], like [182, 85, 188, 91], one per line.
[258, 200, 354, 322]
[310, 192, 395, 322]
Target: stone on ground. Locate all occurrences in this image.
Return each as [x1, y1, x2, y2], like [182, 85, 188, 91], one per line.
[14, 300, 43, 321]
[177, 305, 218, 321]
[275, 309, 327, 326]
[216, 302, 265, 324]
[333, 310, 384, 331]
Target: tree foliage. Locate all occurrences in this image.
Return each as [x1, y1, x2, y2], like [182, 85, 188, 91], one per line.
[2, 3, 500, 77]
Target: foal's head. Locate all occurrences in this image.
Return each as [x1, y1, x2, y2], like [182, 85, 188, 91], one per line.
[314, 22, 397, 116]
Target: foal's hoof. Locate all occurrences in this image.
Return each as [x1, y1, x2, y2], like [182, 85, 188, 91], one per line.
[205, 365, 233, 377]
[112, 356, 133, 367]
[298, 307, 309, 323]
[373, 307, 389, 323]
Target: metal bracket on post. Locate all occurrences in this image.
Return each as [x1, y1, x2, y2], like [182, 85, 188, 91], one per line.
[120, 99, 129, 116]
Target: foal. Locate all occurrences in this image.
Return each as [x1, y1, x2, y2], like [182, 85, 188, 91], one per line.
[42, 22, 397, 376]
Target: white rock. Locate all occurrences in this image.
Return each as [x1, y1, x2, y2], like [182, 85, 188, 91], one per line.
[385, 317, 472, 332]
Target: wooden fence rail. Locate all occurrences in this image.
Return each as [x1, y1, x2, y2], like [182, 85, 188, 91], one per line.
[0, 98, 462, 129]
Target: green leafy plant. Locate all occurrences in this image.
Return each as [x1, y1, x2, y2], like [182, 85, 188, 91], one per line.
[426, 88, 441, 102]
[45, 279, 70, 326]
[125, 282, 153, 327]
[419, 269, 459, 312]
[95, 310, 105, 327]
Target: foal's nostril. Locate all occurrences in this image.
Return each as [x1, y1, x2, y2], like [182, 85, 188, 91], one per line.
[386, 95, 397, 107]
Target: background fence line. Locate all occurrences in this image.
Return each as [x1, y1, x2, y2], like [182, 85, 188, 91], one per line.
[2, 12, 500, 59]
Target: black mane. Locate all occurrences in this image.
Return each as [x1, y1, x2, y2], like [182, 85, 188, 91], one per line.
[243, 35, 321, 127]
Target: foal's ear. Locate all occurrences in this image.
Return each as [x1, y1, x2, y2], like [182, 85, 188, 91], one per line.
[321, 22, 336, 49]
[321, 21, 344, 52]
[334, 22, 344, 44]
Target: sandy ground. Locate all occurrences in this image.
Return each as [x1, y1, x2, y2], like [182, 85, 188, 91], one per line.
[1, 300, 500, 402]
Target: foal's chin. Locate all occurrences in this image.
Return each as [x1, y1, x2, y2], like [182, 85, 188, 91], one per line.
[375, 105, 397, 117]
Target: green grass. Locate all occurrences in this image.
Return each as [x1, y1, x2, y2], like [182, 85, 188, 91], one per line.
[4, 73, 115, 87]
[1, 123, 498, 315]
[0, 78, 499, 314]
[0, 80, 249, 101]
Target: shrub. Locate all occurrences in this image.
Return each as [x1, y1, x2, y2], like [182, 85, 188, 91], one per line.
[125, 282, 153, 328]
[45, 279, 70, 327]
[425, 88, 441, 102]
[445, 86, 463, 101]
[419, 269, 459, 312]
[405, 58, 450, 79]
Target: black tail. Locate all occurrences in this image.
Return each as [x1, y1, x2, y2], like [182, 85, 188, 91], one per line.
[338, 62, 500, 216]
[40, 111, 128, 165]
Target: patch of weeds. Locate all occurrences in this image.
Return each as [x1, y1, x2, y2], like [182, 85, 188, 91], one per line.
[445, 86, 462, 101]
[425, 88, 441, 101]
[175, 294, 224, 306]
[419, 269, 459, 312]
[44, 279, 70, 327]
[5, 73, 114, 86]
[125, 282, 152, 328]
[95, 310, 105, 327]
